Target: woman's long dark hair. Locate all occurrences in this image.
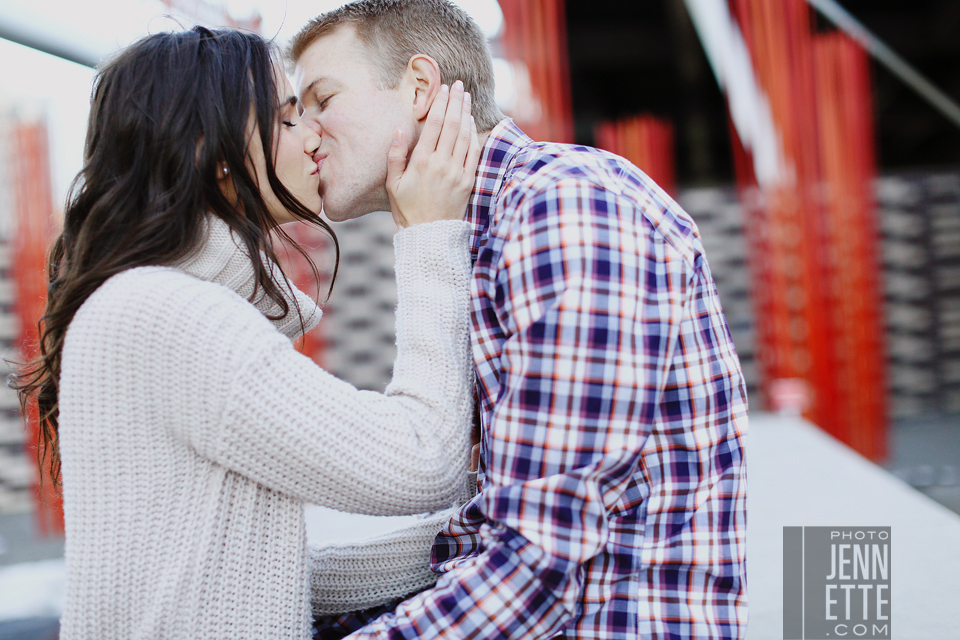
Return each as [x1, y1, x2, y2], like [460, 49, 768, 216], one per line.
[14, 27, 339, 491]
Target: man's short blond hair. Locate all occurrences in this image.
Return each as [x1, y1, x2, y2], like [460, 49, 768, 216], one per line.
[289, 0, 504, 131]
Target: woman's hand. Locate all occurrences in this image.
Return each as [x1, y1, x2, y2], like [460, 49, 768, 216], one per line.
[386, 80, 482, 228]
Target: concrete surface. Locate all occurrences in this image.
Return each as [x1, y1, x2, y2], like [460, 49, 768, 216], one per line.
[745, 413, 960, 639]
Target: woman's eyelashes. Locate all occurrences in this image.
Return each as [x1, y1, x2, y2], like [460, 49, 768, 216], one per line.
[282, 97, 300, 127]
[281, 106, 300, 128]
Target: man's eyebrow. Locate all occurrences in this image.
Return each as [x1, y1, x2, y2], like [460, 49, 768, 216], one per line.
[298, 77, 329, 101]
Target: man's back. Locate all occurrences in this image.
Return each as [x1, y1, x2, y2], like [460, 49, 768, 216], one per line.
[311, 120, 747, 640]
[428, 120, 749, 639]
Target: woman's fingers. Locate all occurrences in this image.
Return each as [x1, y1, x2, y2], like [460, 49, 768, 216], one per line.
[385, 128, 410, 227]
[451, 91, 474, 168]
[435, 80, 466, 158]
[464, 116, 482, 179]
[386, 77, 477, 228]
[414, 83, 450, 159]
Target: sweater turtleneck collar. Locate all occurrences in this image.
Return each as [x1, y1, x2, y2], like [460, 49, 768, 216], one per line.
[175, 216, 322, 339]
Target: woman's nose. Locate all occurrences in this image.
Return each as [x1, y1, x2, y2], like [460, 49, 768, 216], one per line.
[303, 119, 323, 138]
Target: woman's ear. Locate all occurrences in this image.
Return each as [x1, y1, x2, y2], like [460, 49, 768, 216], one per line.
[404, 54, 443, 121]
[216, 161, 238, 204]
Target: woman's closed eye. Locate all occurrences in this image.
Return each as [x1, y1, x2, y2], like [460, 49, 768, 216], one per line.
[281, 96, 299, 127]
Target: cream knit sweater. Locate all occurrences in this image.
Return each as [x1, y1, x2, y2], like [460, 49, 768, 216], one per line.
[57, 218, 474, 640]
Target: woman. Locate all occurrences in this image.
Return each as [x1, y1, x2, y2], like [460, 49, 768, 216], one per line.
[15, 27, 480, 639]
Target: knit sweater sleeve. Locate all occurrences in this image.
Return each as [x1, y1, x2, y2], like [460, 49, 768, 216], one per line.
[172, 220, 474, 514]
[307, 470, 479, 617]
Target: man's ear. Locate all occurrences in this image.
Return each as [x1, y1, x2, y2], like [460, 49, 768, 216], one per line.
[403, 54, 442, 121]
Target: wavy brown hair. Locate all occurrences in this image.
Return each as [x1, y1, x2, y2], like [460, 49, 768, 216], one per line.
[13, 27, 339, 491]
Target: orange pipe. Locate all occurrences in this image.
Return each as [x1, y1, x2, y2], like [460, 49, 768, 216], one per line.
[11, 121, 63, 533]
[726, 0, 885, 459]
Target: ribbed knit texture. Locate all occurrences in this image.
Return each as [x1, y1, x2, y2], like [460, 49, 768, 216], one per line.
[57, 217, 474, 640]
[172, 215, 324, 338]
[308, 470, 479, 617]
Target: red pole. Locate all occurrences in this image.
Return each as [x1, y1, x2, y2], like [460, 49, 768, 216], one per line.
[274, 223, 333, 369]
[11, 120, 63, 534]
[498, 0, 574, 143]
[593, 115, 675, 196]
[722, 0, 886, 459]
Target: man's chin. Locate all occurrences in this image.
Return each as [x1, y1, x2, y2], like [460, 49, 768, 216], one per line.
[321, 205, 373, 223]
[321, 197, 390, 223]
[317, 195, 344, 222]
[321, 205, 352, 223]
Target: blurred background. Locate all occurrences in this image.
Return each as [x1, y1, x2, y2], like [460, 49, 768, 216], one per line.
[1, 0, 959, 635]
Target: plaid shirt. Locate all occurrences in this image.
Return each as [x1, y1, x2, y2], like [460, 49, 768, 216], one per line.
[346, 120, 748, 640]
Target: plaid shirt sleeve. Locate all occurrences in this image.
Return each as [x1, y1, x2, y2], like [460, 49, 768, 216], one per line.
[343, 166, 747, 640]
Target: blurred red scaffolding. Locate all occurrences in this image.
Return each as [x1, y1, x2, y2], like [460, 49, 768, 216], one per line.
[499, 0, 677, 195]
[728, 0, 886, 460]
[10, 120, 63, 532]
[498, 0, 574, 143]
[594, 115, 676, 196]
[275, 223, 333, 368]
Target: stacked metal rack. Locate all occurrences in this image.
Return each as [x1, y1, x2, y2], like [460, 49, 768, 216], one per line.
[878, 171, 960, 418]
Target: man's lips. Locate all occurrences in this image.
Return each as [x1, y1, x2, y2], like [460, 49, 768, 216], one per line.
[312, 156, 324, 194]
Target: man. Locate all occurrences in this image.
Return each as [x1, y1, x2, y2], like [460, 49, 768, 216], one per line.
[291, 1, 748, 638]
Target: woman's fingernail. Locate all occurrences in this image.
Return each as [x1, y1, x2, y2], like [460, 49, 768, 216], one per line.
[440, 84, 449, 93]
[393, 128, 403, 144]
[464, 91, 471, 103]
[453, 79, 464, 91]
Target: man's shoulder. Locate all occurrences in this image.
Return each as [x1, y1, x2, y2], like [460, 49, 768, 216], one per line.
[485, 120, 648, 197]
[506, 140, 629, 191]
[498, 139, 702, 263]
[502, 138, 678, 216]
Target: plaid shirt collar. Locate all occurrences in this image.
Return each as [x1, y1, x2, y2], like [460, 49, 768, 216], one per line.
[465, 119, 532, 261]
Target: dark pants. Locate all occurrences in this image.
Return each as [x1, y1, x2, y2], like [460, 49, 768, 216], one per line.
[312, 597, 406, 640]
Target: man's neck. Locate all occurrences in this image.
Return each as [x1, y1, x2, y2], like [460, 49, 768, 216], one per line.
[477, 129, 492, 150]
[471, 130, 493, 189]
